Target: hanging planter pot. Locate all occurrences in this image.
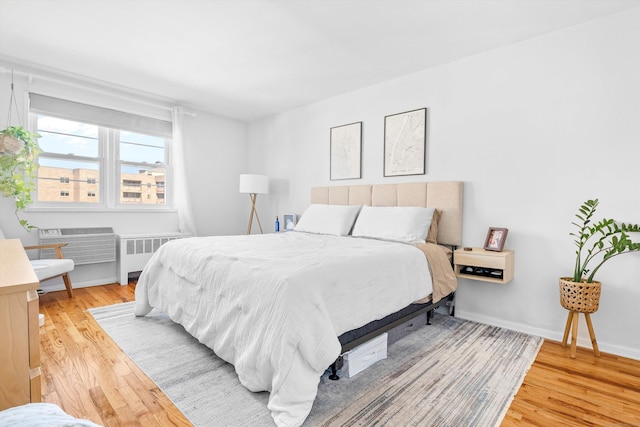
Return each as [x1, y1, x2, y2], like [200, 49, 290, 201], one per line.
[0, 133, 24, 154]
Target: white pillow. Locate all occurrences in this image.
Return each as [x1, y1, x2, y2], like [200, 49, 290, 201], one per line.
[351, 206, 435, 243]
[294, 204, 362, 236]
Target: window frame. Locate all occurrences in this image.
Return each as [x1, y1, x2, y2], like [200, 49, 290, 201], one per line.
[34, 122, 105, 208]
[28, 108, 174, 212]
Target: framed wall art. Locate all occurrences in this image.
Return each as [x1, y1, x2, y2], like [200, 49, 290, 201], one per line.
[484, 227, 509, 252]
[383, 108, 426, 177]
[330, 121, 362, 180]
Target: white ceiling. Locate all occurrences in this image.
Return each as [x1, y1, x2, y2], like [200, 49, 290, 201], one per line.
[1, 0, 639, 122]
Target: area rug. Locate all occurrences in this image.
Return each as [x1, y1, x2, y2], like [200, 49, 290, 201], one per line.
[89, 302, 543, 427]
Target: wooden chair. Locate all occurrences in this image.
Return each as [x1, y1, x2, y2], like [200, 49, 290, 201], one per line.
[0, 229, 74, 298]
[23, 243, 74, 298]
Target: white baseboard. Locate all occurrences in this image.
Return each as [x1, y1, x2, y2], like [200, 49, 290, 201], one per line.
[455, 309, 640, 361]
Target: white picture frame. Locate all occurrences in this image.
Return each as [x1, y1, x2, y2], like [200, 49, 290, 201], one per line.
[283, 214, 297, 231]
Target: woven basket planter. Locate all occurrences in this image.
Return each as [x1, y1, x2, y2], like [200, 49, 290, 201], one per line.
[0, 134, 24, 154]
[559, 277, 602, 313]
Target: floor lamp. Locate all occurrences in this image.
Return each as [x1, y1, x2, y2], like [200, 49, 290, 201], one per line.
[239, 174, 269, 234]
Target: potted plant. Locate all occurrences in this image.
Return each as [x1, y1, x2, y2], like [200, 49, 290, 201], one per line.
[0, 125, 41, 230]
[560, 199, 640, 357]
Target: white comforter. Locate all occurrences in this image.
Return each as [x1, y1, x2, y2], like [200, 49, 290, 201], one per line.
[134, 232, 432, 427]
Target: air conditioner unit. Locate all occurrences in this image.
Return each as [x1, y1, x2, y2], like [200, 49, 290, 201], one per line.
[116, 232, 190, 285]
[39, 227, 116, 265]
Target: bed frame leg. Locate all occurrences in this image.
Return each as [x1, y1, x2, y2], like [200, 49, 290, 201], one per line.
[329, 356, 343, 380]
[447, 292, 456, 317]
[427, 292, 456, 325]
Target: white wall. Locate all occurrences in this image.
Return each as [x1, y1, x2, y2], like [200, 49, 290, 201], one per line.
[0, 63, 249, 288]
[247, 9, 640, 359]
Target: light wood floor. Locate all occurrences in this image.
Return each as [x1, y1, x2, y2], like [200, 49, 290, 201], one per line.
[39, 283, 190, 426]
[38, 284, 640, 427]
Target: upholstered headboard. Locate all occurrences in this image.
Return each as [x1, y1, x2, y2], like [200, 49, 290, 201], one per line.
[310, 181, 463, 246]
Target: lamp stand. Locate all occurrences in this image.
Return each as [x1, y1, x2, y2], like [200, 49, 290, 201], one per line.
[246, 193, 264, 234]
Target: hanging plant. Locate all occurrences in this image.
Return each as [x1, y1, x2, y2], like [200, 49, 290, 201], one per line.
[0, 71, 42, 231]
[0, 126, 41, 230]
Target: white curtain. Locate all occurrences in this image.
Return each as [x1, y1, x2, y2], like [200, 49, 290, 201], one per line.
[172, 106, 198, 236]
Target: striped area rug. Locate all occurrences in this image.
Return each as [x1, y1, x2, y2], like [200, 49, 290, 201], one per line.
[90, 303, 542, 427]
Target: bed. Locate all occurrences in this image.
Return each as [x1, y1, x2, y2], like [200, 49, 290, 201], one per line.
[134, 181, 463, 427]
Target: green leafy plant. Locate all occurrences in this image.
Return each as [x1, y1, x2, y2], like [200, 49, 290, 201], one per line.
[570, 199, 640, 283]
[0, 126, 41, 230]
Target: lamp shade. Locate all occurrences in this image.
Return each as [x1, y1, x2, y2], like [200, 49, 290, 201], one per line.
[239, 174, 269, 194]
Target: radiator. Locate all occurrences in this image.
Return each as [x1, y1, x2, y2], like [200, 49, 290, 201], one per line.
[116, 232, 190, 285]
[39, 227, 116, 265]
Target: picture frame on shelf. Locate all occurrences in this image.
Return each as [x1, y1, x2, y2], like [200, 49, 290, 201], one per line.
[383, 108, 426, 177]
[330, 121, 362, 180]
[484, 227, 509, 251]
[283, 214, 297, 231]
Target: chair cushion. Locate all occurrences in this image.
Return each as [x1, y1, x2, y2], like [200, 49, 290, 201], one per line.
[30, 259, 74, 281]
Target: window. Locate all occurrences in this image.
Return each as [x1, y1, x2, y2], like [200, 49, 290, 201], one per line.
[123, 179, 142, 187]
[119, 131, 166, 205]
[30, 94, 172, 209]
[36, 117, 101, 203]
[123, 191, 142, 200]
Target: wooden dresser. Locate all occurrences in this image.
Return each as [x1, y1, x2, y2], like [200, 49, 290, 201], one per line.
[0, 239, 41, 410]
